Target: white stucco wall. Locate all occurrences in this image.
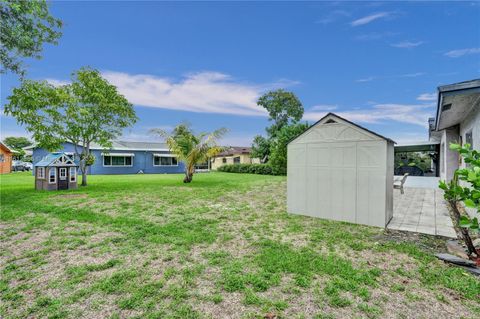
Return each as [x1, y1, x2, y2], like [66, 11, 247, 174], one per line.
[439, 127, 460, 181]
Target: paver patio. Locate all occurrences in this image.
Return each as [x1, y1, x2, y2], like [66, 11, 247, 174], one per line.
[388, 187, 457, 238]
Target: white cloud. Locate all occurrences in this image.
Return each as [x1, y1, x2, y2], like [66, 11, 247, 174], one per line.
[355, 72, 424, 83]
[355, 76, 375, 83]
[355, 31, 398, 41]
[444, 47, 480, 58]
[101, 71, 297, 117]
[310, 104, 338, 111]
[303, 103, 435, 127]
[391, 41, 424, 48]
[315, 10, 351, 25]
[350, 12, 391, 26]
[416, 93, 437, 101]
[45, 78, 70, 87]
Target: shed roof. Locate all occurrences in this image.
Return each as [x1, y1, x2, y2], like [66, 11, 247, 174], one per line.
[35, 152, 78, 167]
[288, 113, 396, 145]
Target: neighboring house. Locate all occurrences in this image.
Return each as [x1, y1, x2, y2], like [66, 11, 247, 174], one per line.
[429, 79, 480, 181]
[0, 142, 14, 174]
[210, 146, 260, 170]
[31, 141, 185, 175]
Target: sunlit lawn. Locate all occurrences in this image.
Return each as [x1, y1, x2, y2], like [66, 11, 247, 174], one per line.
[1, 172, 479, 319]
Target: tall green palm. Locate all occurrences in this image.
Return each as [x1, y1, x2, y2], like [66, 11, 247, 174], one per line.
[151, 124, 227, 183]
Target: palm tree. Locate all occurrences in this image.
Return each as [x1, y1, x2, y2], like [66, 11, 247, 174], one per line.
[151, 124, 227, 183]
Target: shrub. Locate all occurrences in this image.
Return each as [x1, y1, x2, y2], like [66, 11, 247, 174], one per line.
[217, 164, 275, 175]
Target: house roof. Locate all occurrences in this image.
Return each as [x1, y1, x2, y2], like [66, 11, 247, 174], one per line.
[26, 140, 169, 152]
[0, 142, 14, 154]
[288, 112, 395, 145]
[35, 152, 79, 167]
[434, 78, 480, 131]
[215, 146, 252, 157]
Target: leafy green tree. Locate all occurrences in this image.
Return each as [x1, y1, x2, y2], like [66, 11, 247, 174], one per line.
[269, 123, 309, 175]
[252, 89, 304, 163]
[4, 67, 137, 186]
[250, 135, 270, 162]
[257, 89, 304, 138]
[3, 136, 32, 150]
[2, 136, 32, 159]
[439, 143, 479, 257]
[0, 0, 62, 76]
[152, 124, 227, 183]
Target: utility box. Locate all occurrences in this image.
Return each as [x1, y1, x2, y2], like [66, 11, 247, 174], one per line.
[287, 113, 395, 228]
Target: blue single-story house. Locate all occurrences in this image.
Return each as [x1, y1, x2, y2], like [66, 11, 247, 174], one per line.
[28, 141, 185, 175]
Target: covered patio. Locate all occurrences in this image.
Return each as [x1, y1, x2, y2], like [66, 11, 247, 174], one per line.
[387, 186, 456, 238]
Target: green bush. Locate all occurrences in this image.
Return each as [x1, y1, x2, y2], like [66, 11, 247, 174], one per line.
[217, 164, 275, 175]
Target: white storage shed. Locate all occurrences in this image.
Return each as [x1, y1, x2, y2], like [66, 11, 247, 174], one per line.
[287, 113, 395, 228]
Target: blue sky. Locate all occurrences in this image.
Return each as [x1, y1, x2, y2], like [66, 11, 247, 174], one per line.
[1, 1, 480, 146]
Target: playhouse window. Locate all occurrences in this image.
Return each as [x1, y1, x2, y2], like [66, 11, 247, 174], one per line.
[153, 155, 178, 166]
[49, 168, 56, 184]
[70, 167, 76, 182]
[37, 167, 45, 179]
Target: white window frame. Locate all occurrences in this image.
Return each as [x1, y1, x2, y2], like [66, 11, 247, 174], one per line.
[59, 167, 67, 180]
[70, 167, 77, 182]
[48, 167, 56, 184]
[102, 155, 134, 167]
[153, 155, 178, 167]
[37, 167, 45, 179]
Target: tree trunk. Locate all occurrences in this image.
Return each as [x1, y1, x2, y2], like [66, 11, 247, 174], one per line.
[448, 200, 478, 257]
[183, 166, 194, 183]
[81, 169, 87, 186]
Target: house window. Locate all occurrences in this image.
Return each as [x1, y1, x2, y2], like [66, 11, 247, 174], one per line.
[70, 167, 76, 182]
[49, 168, 56, 184]
[59, 168, 67, 179]
[0, 154, 4, 163]
[103, 155, 133, 167]
[37, 167, 45, 179]
[153, 155, 178, 166]
[465, 130, 473, 149]
[222, 158, 227, 163]
[234, 156, 241, 164]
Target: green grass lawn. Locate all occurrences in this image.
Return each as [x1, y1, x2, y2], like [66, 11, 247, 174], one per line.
[1, 172, 479, 319]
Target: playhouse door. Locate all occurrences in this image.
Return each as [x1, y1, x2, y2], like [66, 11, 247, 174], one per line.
[58, 167, 68, 190]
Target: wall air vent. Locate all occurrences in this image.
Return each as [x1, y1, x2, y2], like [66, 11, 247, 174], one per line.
[325, 119, 337, 124]
[441, 103, 452, 111]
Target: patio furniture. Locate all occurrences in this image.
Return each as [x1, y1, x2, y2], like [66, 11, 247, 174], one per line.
[394, 173, 409, 194]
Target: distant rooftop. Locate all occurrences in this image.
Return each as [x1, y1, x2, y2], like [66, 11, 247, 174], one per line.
[216, 146, 252, 157]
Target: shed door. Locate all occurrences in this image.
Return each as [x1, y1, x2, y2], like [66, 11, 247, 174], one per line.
[58, 167, 68, 190]
[306, 143, 356, 223]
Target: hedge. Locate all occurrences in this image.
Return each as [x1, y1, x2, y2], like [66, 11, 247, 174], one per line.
[216, 163, 277, 175]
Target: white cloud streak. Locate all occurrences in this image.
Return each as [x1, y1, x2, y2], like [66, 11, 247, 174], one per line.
[391, 41, 424, 48]
[45, 78, 70, 87]
[355, 72, 425, 83]
[416, 93, 437, 101]
[351, 12, 391, 26]
[444, 47, 480, 58]
[310, 104, 338, 111]
[101, 71, 297, 117]
[304, 103, 435, 127]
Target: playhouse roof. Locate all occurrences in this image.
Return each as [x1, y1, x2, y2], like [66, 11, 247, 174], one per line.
[35, 152, 78, 167]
